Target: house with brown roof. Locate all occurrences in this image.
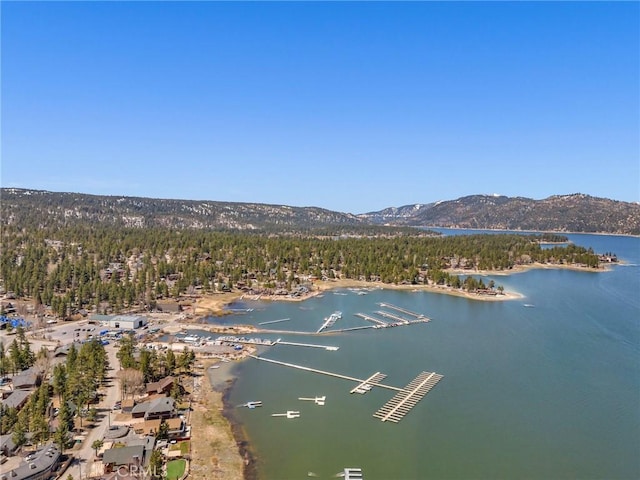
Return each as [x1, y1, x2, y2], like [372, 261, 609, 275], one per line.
[131, 397, 176, 420]
[145, 376, 175, 396]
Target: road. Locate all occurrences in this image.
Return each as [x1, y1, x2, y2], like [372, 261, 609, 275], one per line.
[60, 343, 121, 480]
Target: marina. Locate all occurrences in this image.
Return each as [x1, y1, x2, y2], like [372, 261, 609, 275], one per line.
[228, 234, 640, 479]
[250, 355, 443, 423]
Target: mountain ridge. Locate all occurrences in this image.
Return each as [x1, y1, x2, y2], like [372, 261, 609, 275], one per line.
[1, 188, 638, 235]
[360, 193, 640, 235]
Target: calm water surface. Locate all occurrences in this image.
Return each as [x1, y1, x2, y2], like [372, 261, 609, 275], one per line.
[209, 232, 639, 480]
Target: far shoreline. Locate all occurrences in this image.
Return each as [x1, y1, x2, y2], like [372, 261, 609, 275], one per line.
[192, 261, 615, 318]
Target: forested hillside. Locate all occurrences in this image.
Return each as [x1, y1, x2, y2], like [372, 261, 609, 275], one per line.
[1, 222, 601, 319]
[2, 189, 638, 235]
[0, 188, 365, 231]
[361, 194, 640, 235]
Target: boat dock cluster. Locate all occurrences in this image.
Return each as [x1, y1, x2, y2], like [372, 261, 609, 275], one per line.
[316, 311, 343, 333]
[216, 335, 277, 346]
[250, 355, 443, 425]
[319, 303, 429, 334]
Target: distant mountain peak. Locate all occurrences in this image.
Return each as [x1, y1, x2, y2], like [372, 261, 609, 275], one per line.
[358, 193, 640, 235]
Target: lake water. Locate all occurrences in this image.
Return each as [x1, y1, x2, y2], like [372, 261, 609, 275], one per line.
[209, 231, 640, 480]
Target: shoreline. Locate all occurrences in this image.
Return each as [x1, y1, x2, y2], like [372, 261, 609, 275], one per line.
[220, 378, 258, 480]
[191, 262, 611, 317]
[184, 261, 612, 480]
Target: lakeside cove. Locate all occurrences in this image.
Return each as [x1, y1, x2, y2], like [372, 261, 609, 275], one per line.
[176, 258, 619, 479]
[191, 259, 618, 319]
[0, 234, 628, 480]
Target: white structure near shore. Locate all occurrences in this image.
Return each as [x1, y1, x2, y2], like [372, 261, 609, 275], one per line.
[91, 314, 148, 330]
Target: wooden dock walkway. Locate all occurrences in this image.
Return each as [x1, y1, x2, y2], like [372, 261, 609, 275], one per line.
[249, 355, 404, 392]
[378, 302, 427, 319]
[320, 325, 376, 334]
[276, 340, 339, 351]
[258, 317, 291, 325]
[251, 355, 443, 424]
[354, 312, 387, 325]
[374, 310, 409, 324]
[373, 371, 443, 423]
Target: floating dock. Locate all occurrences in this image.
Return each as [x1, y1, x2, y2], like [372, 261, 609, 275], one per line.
[320, 325, 376, 334]
[374, 310, 409, 324]
[298, 396, 326, 406]
[354, 313, 387, 326]
[250, 355, 403, 392]
[271, 410, 300, 419]
[373, 371, 443, 423]
[276, 340, 339, 351]
[258, 318, 291, 325]
[378, 303, 427, 319]
[343, 468, 364, 479]
[251, 355, 443, 423]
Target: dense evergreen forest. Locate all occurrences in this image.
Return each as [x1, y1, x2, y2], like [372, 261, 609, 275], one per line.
[0, 333, 108, 451]
[0, 224, 601, 318]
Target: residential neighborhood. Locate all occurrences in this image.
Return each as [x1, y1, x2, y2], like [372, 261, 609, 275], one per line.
[0, 309, 224, 480]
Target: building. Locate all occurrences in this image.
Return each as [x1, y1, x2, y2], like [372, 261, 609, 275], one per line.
[12, 368, 40, 390]
[0, 434, 17, 456]
[0, 443, 61, 480]
[134, 418, 185, 439]
[145, 376, 175, 396]
[102, 445, 146, 474]
[91, 314, 147, 330]
[131, 397, 176, 421]
[1, 389, 31, 411]
[133, 419, 163, 436]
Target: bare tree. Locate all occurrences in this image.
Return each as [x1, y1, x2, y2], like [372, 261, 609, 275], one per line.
[117, 368, 144, 399]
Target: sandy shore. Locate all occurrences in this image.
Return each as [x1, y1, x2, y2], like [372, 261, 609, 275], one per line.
[189, 360, 246, 480]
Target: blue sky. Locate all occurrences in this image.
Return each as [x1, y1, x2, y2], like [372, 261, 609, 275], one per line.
[2, 1, 638, 213]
